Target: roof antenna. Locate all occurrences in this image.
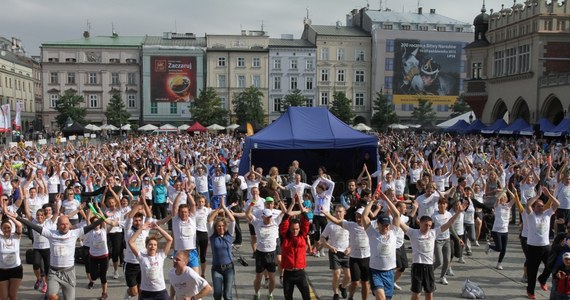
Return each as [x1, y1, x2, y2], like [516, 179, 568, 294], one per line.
[174, 19, 178, 33]
[111, 22, 118, 37]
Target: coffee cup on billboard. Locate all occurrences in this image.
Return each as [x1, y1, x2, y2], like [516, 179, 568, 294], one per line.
[169, 75, 191, 99]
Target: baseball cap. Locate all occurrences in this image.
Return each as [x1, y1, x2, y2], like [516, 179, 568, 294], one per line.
[564, 252, 570, 259]
[262, 209, 273, 218]
[73, 183, 82, 188]
[265, 197, 274, 203]
[144, 176, 150, 181]
[356, 207, 365, 215]
[155, 175, 163, 180]
[377, 214, 391, 225]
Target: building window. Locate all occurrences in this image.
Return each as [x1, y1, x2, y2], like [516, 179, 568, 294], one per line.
[385, 58, 394, 71]
[557, 20, 566, 31]
[88, 94, 99, 108]
[237, 57, 245, 67]
[320, 92, 329, 105]
[356, 49, 365, 61]
[419, 25, 429, 31]
[321, 69, 329, 81]
[127, 72, 136, 85]
[253, 75, 261, 88]
[151, 102, 157, 114]
[273, 97, 282, 112]
[273, 59, 281, 69]
[493, 50, 505, 77]
[437, 26, 447, 32]
[437, 105, 450, 112]
[170, 103, 177, 114]
[88, 72, 98, 84]
[337, 69, 345, 82]
[383, 24, 393, 30]
[455, 27, 464, 32]
[401, 25, 411, 31]
[518, 44, 531, 73]
[545, 20, 553, 31]
[306, 77, 313, 90]
[355, 70, 365, 82]
[321, 48, 329, 60]
[50, 94, 58, 108]
[237, 75, 246, 88]
[306, 59, 313, 70]
[127, 94, 136, 108]
[252, 57, 261, 68]
[273, 76, 281, 90]
[290, 77, 298, 90]
[355, 93, 364, 106]
[337, 48, 345, 61]
[472, 62, 482, 79]
[384, 76, 393, 89]
[305, 97, 313, 107]
[506, 47, 517, 75]
[126, 58, 137, 64]
[50, 72, 58, 84]
[67, 72, 75, 84]
[218, 57, 226, 67]
[111, 72, 120, 85]
[386, 40, 395, 52]
[220, 97, 227, 110]
[217, 75, 226, 88]
[290, 59, 298, 70]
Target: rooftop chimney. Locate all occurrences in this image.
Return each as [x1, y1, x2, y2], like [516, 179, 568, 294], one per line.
[418, 7, 423, 14]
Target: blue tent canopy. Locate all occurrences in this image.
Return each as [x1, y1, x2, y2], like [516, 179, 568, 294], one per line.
[444, 120, 470, 133]
[538, 118, 555, 132]
[463, 119, 486, 134]
[499, 118, 532, 135]
[238, 107, 378, 180]
[544, 118, 570, 137]
[481, 119, 508, 134]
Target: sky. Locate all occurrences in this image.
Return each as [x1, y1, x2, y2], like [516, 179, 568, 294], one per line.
[4, 0, 508, 56]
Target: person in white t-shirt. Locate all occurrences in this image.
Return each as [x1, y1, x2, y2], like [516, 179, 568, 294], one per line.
[85, 213, 114, 300]
[128, 221, 173, 300]
[399, 202, 464, 300]
[168, 251, 212, 300]
[320, 205, 351, 300]
[525, 187, 559, 299]
[0, 211, 23, 300]
[171, 188, 199, 272]
[194, 194, 212, 278]
[485, 191, 516, 270]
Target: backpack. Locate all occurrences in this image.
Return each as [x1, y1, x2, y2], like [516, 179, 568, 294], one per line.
[461, 279, 486, 299]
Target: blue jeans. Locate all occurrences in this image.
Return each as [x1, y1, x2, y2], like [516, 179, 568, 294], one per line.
[212, 265, 234, 300]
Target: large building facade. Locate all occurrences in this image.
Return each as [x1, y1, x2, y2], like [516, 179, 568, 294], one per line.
[349, 7, 473, 123]
[40, 34, 143, 130]
[464, 0, 570, 125]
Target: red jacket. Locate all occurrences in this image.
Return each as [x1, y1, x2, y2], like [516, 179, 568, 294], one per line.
[279, 214, 310, 270]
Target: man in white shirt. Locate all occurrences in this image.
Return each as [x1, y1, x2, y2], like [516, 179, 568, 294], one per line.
[320, 206, 351, 300]
[169, 251, 212, 300]
[171, 190, 199, 272]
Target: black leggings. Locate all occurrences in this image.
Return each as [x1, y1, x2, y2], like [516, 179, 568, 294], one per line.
[283, 269, 310, 300]
[489, 231, 508, 263]
[152, 203, 168, 220]
[526, 244, 550, 294]
[107, 232, 124, 263]
[197, 231, 209, 264]
[312, 215, 327, 241]
[33, 248, 50, 276]
[89, 255, 109, 284]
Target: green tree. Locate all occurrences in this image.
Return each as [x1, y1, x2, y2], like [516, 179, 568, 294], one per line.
[105, 92, 131, 127]
[371, 92, 399, 130]
[282, 89, 307, 111]
[55, 89, 87, 128]
[412, 98, 436, 125]
[330, 92, 355, 124]
[191, 87, 228, 125]
[232, 86, 264, 126]
[449, 94, 472, 118]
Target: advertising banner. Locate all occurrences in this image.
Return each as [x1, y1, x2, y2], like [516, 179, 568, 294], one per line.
[1, 104, 11, 132]
[393, 39, 462, 105]
[151, 56, 196, 102]
[14, 101, 22, 131]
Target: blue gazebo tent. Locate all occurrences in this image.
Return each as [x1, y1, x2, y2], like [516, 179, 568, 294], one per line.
[443, 120, 470, 133]
[499, 118, 532, 135]
[544, 118, 570, 137]
[463, 119, 486, 134]
[481, 119, 508, 134]
[538, 118, 556, 133]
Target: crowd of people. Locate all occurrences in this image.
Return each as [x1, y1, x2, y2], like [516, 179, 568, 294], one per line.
[1, 131, 570, 300]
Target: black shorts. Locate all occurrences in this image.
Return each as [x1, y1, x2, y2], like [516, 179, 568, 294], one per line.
[0, 265, 23, 281]
[328, 250, 349, 270]
[249, 223, 256, 236]
[124, 262, 141, 288]
[255, 250, 276, 273]
[396, 245, 409, 271]
[349, 257, 370, 282]
[411, 263, 436, 293]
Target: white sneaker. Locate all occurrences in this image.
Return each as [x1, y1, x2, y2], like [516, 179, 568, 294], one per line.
[485, 244, 491, 255]
[447, 268, 455, 276]
[393, 283, 402, 290]
[440, 277, 449, 285]
[496, 263, 503, 270]
[474, 241, 480, 247]
[320, 249, 326, 257]
[521, 275, 528, 283]
[314, 252, 321, 258]
[458, 257, 466, 264]
[113, 271, 119, 279]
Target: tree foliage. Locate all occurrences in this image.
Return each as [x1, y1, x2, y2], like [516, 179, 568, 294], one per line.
[330, 92, 355, 124]
[55, 89, 87, 128]
[105, 92, 131, 127]
[191, 87, 228, 125]
[232, 86, 264, 126]
[282, 89, 307, 111]
[371, 92, 399, 130]
[412, 98, 437, 125]
[450, 94, 472, 118]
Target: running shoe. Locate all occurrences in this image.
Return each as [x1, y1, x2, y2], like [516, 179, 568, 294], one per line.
[496, 263, 503, 270]
[41, 282, 47, 294]
[113, 271, 119, 279]
[34, 279, 41, 290]
[527, 292, 536, 299]
[100, 293, 108, 300]
[339, 284, 347, 298]
[485, 243, 491, 255]
[87, 282, 94, 289]
[393, 283, 402, 290]
[540, 283, 548, 291]
[440, 277, 449, 285]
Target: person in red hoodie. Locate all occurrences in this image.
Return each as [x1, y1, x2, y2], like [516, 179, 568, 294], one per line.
[280, 195, 311, 300]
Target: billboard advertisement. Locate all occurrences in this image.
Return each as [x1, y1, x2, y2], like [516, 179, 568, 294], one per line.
[151, 56, 196, 102]
[393, 39, 462, 105]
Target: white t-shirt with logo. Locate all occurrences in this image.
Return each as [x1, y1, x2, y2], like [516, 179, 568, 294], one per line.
[195, 207, 212, 233]
[138, 250, 167, 292]
[527, 208, 554, 246]
[41, 228, 84, 268]
[492, 203, 511, 233]
[168, 266, 210, 300]
[321, 222, 349, 252]
[407, 227, 443, 264]
[366, 224, 398, 271]
[0, 234, 21, 268]
[342, 220, 370, 259]
[251, 214, 283, 252]
[415, 193, 440, 219]
[87, 228, 109, 257]
[32, 218, 54, 249]
[172, 215, 197, 251]
[124, 217, 152, 264]
[431, 211, 452, 240]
